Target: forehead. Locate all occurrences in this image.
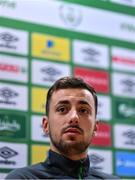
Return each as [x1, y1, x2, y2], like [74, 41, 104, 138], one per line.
[51, 88, 94, 105]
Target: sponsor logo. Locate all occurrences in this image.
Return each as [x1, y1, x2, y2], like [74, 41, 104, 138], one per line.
[119, 103, 135, 118]
[112, 72, 135, 98]
[0, 146, 18, 165]
[116, 151, 135, 176]
[113, 98, 135, 120]
[89, 149, 112, 174]
[32, 60, 71, 86]
[91, 122, 111, 146]
[0, 55, 28, 82]
[90, 154, 104, 164]
[81, 47, 100, 62]
[89, 153, 104, 170]
[0, 142, 28, 168]
[0, 27, 28, 55]
[32, 33, 70, 62]
[59, 4, 82, 27]
[46, 40, 54, 48]
[0, 0, 16, 9]
[0, 63, 19, 73]
[0, 116, 20, 133]
[123, 130, 135, 145]
[121, 22, 135, 33]
[0, 32, 18, 49]
[114, 124, 135, 149]
[111, 47, 135, 72]
[0, 62, 26, 74]
[32, 87, 48, 113]
[0, 113, 27, 139]
[0, 87, 18, 105]
[112, 56, 135, 65]
[0, 83, 28, 111]
[74, 67, 109, 93]
[73, 40, 109, 69]
[121, 78, 135, 93]
[41, 66, 61, 82]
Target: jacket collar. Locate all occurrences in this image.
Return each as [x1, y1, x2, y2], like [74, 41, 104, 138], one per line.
[45, 150, 90, 178]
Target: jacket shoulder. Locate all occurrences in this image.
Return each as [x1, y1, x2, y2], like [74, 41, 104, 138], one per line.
[5, 167, 31, 179]
[5, 163, 44, 179]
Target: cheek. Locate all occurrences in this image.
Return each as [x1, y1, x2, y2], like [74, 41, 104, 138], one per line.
[82, 118, 95, 132]
[83, 123, 95, 142]
[49, 117, 63, 134]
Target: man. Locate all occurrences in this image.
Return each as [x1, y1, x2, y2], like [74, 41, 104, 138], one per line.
[6, 76, 119, 179]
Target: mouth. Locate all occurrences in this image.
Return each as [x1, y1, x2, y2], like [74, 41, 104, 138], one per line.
[64, 127, 82, 135]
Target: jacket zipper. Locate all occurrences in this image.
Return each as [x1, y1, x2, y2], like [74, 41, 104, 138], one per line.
[78, 165, 83, 180]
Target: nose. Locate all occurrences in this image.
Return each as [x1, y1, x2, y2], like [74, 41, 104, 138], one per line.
[68, 110, 79, 125]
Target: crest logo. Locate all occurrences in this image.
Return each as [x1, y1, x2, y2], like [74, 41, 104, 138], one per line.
[59, 4, 82, 27]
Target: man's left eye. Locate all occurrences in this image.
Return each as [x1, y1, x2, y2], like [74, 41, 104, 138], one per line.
[79, 108, 89, 114]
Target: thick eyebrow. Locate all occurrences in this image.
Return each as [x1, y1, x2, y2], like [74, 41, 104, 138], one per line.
[56, 100, 70, 106]
[56, 100, 91, 107]
[78, 100, 92, 110]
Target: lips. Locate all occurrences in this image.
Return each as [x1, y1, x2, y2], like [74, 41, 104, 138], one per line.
[64, 128, 81, 134]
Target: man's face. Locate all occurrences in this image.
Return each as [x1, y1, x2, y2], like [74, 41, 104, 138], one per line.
[43, 88, 98, 159]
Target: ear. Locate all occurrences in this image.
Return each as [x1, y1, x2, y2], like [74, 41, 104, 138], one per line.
[42, 116, 49, 135]
[93, 120, 99, 137]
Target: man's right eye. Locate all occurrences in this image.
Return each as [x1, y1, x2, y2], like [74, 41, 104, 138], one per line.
[56, 106, 68, 113]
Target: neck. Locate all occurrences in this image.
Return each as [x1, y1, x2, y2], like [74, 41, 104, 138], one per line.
[50, 145, 88, 161]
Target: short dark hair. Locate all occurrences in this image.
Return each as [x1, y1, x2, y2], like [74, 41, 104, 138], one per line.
[46, 76, 98, 116]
